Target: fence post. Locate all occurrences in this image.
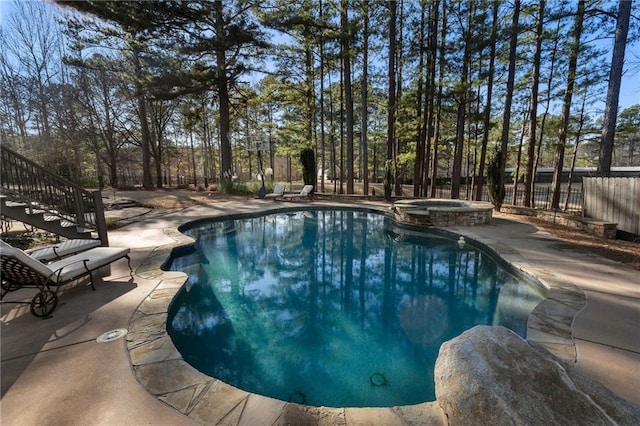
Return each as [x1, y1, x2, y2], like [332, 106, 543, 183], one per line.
[73, 188, 87, 229]
[92, 190, 109, 246]
[545, 187, 550, 210]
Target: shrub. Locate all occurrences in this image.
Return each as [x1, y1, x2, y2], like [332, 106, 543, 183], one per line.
[116, 184, 139, 191]
[300, 148, 316, 192]
[384, 160, 393, 201]
[80, 176, 100, 188]
[106, 217, 120, 229]
[487, 147, 505, 211]
[220, 179, 265, 195]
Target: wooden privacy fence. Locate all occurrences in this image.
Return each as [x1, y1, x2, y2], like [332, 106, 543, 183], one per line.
[582, 177, 640, 236]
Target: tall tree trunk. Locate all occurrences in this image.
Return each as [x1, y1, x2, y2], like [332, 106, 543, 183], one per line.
[165, 143, 171, 186]
[430, 0, 447, 199]
[319, 0, 326, 192]
[423, 0, 439, 197]
[386, 0, 397, 201]
[394, 0, 404, 196]
[523, 0, 545, 207]
[498, 0, 521, 206]
[328, 69, 337, 193]
[108, 161, 117, 189]
[267, 107, 274, 181]
[203, 112, 210, 185]
[413, 3, 427, 197]
[470, 81, 481, 199]
[189, 131, 197, 186]
[155, 134, 163, 188]
[565, 93, 587, 211]
[533, 16, 563, 207]
[598, 0, 631, 176]
[551, 0, 585, 210]
[93, 142, 106, 189]
[512, 103, 530, 205]
[451, 2, 472, 200]
[304, 14, 316, 181]
[132, 46, 154, 189]
[214, 1, 232, 181]
[305, 43, 314, 145]
[136, 96, 153, 189]
[339, 57, 344, 194]
[421, 0, 440, 195]
[342, 0, 354, 194]
[360, 0, 369, 196]
[305, 31, 317, 190]
[216, 58, 232, 180]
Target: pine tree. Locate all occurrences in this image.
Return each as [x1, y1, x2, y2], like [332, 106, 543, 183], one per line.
[598, 0, 632, 176]
[551, 0, 585, 210]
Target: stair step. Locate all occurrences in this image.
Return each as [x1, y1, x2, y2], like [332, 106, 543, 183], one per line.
[2, 146, 107, 243]
[2, 203, 90, 238]
[60, 219, 80, 228]
[77, 228, 99, 238]
[4, 201, 28, 208]
[43, 214, 70, 224]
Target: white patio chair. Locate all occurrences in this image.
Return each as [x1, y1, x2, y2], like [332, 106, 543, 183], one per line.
[282, 185, 314, 201]
[264, 184, 286, 200]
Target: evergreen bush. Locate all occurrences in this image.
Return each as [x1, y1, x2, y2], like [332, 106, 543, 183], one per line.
[384, 160, 393, 201]
[487, 147, 505, 211]
[300, 148, 316, 192]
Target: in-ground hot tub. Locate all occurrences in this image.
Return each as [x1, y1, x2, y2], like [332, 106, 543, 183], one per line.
[392, 199, 494, 227]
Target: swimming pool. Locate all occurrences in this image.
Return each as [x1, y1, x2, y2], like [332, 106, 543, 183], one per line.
[166, 209, 546, 408]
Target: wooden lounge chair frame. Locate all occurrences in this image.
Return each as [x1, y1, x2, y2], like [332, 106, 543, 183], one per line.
[1, 243, 132, 318]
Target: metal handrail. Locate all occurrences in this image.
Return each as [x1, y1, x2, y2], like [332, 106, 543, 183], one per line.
[0, 145, 108, 245]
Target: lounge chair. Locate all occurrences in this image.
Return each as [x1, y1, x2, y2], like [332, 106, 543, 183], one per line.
[264, 184, 286, 200]
[0, 242, 132, 318]
[25, 239, 102, 262]
[282, 185, 314, 201]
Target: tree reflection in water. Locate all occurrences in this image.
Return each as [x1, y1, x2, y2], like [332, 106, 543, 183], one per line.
[167, 210, 545, 408]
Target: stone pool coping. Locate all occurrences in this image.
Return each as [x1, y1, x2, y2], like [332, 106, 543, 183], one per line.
[125, 203, 585, 425]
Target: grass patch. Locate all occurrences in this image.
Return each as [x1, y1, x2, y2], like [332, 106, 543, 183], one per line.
[220, 180, 270, 196]
[106, 217, 120, 229]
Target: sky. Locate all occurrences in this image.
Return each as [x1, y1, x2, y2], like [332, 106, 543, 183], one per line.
[0, 0, 638, 112]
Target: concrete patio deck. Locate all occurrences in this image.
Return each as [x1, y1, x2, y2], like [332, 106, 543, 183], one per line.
[1, 198, 638, 425]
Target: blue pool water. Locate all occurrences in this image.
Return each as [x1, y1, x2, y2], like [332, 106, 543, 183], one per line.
[167, 209, 546, 408]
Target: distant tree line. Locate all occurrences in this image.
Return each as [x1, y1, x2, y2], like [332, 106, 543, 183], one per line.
[0, 0, 637, 207]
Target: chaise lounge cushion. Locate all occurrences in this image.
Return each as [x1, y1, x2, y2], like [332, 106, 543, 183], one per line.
[282, 184, 314, 199]
[26, 239, 101, 262]
[46, 247, 130, 283]
[264, 184, 286, 199]
[1, 242, 130, 285]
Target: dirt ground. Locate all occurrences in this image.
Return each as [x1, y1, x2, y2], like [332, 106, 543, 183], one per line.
[504, 213, 640, 272]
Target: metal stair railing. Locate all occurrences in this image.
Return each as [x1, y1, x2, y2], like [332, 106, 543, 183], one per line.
[0, 145, 108, 245]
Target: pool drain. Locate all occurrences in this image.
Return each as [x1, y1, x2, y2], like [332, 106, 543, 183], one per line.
[96, 328, 128, 343]
[288, 391, 306, 404]
[370, 373, 387, 386]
